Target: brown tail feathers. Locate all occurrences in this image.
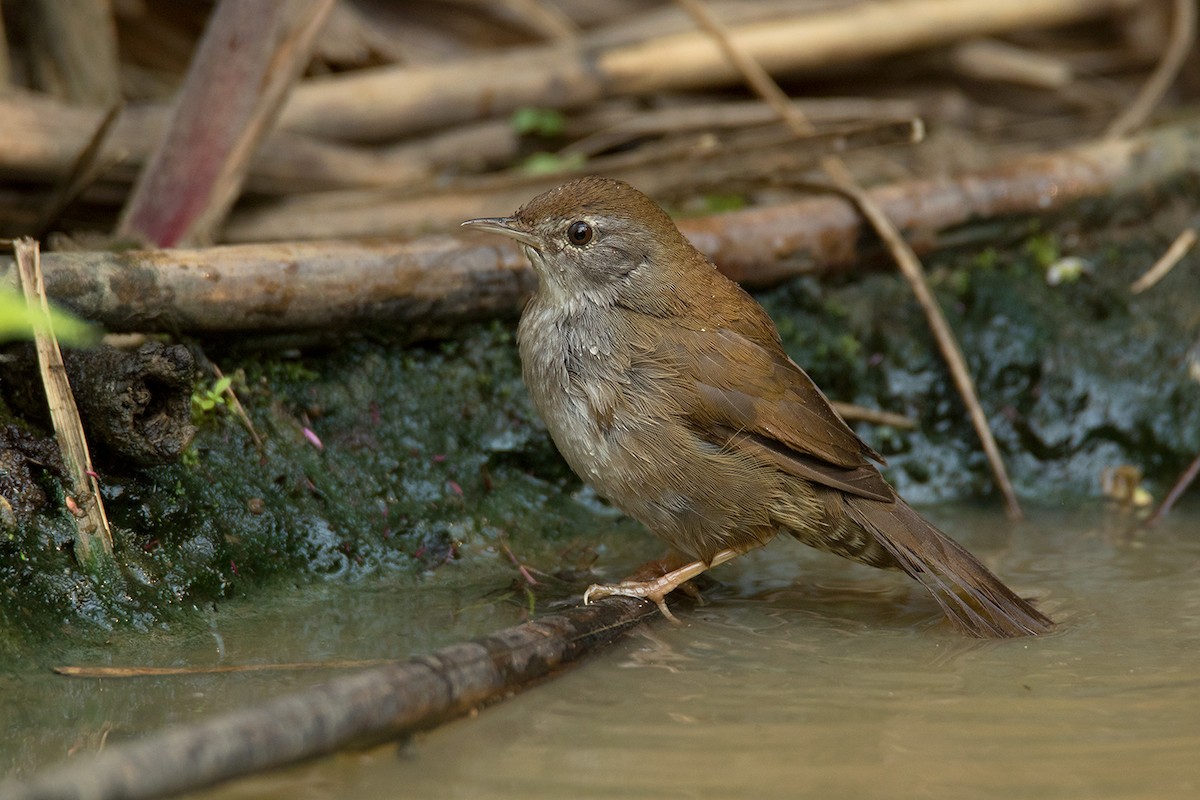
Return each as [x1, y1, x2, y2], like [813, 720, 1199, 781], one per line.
[844, 496, 1053, 638]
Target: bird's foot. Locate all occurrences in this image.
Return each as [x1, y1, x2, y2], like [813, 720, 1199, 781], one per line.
[584, 578, 684, 622]
[582, 548, 744, 623]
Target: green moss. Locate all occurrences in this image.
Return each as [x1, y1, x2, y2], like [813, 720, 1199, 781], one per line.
[0, 323, 608, 649]
[756, 229, 1200, 503]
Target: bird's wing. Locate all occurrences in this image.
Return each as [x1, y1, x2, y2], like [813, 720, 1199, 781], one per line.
[650, 324, 894, 502]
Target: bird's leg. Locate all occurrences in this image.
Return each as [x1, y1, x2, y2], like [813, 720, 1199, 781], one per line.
[622, 550, 705, 602]
[583, 548, 742, 623]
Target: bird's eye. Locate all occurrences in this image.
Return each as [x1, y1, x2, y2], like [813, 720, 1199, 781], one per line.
[566, 220, 594, 247]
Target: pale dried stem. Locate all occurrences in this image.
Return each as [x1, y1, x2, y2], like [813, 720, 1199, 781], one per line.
[34, 101, 123, 237]
[831, 402, 916, 430]
[54, 660, 396, 678]
[675, 0, 1024, 518]
[278, 0, 1139, 141]
[1106, 0, 1197, 139]
[210, 363, 265, 455]
[12, 238, 113, 562]
[1130, 227, 1197, 294]
[947, 38, 1073, 89]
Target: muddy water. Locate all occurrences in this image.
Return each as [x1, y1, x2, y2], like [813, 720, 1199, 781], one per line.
[5, 504, 1199, 798]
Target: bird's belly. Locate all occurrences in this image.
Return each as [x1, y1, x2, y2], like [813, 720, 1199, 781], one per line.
[537, 389, 779, 561]
[537, 390, 629, 490]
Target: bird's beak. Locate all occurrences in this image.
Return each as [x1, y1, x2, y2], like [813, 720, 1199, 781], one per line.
[460, 217, 541, 249]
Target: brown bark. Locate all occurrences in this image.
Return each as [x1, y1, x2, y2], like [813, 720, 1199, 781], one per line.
[1, 343, 197, 467]
[0, 237, 536, 336]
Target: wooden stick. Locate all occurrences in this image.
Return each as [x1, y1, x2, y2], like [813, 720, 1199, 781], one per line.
[0, 237, 536, 336]
[0, 91, 507, 193]
[3, 597, 658, 800]
[1130, 227, 1197, 294]
[221, 118, 922, 242]
[278, 0, 1139, 141]
[117, 0, 337, 246]
[675, 0, 1027, 516]
[560, 96, 924, 158]
[11, 238, 113, 563]
[1, 121, 1197, 335]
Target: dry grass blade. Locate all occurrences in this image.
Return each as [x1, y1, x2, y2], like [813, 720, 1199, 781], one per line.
[675, 0, 1024, 518]
[11, 237, 113, 563]
[1106, 0, 1197, 139]
[1130, 227, 1197, 294]
[210, 363, 264, 455]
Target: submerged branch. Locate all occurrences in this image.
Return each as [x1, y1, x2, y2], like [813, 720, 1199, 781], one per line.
[3, 596, 658, 800]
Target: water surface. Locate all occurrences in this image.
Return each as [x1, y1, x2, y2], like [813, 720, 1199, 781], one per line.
[4, 504, 1198, 799]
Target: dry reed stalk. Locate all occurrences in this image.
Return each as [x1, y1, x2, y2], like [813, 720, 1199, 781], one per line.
[11, 237, 113, 563]
[1105, 0, 1197, 138]
[278, 0, 1139, 141]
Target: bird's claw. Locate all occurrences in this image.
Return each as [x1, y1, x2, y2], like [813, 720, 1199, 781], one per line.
[584, 581, 680, 623]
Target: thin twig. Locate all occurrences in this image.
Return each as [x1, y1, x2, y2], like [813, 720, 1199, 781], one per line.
[675, 0, 1023, 518]
[1130, 227, 1197, 294]
[1142, 450, 1200, 528]
[831, 401, 917, 430]
[211, 363, 265, 455]
[54, 660, 397, 678]
[12, 238, 113, 562]
[34, 101, 124, 238]
[1106, 0, 1197, 139]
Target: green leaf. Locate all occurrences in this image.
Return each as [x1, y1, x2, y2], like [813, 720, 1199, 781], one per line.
[0, 286, 101, 345]
[510, 107, 566, 137]
[520, 151, 587, 176]
[211, 376, 234, 396]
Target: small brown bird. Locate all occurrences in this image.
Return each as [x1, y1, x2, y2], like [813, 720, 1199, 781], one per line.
[463, 176, 1051, 637]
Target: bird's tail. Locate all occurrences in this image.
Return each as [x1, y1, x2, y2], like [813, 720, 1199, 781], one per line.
[843, 496, 1053, 638]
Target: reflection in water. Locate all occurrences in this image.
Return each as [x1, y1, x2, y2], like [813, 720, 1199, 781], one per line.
[5, 505, 1199, 799]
